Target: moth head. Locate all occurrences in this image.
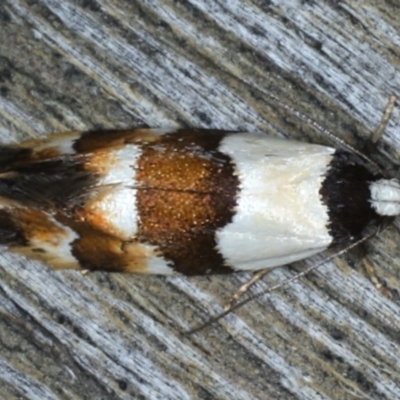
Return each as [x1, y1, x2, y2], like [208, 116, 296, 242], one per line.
[370, 178, 400, 216]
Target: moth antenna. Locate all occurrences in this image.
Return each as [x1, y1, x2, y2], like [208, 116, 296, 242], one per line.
[186, 229, 378, 335]
[265, 92, 397, 174]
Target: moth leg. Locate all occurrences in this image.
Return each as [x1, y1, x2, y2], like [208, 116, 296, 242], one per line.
[371, 95, 397, 144]
[224, 268, 275, 311]
[360, 244, 392, 298]
[362, 255, 392, 298]
[81, 269, 91, 275]
[363, 95, 396, 155]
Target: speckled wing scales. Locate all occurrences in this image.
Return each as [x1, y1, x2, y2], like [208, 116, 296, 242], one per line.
[0, 129, 237, 274]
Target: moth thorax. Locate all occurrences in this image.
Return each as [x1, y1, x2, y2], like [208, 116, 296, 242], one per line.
[369, 179, 400, 216]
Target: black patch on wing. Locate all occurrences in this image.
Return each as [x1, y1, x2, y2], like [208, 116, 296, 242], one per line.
[0, 153, 96, 212]
[0, 146, 32, 173]
[320, 151, 382, 244]
[0, 209, 27, 246]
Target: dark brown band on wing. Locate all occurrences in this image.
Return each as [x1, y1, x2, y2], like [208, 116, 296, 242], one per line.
[56, 218, 147, 273]
[0, 208, 27, 247]
[0, 208, 80, 269]
[0, 146, 32, 173]
[73, 129, 163, 153]
[135, 130, 239, 275]
[0, 161, 96, 211]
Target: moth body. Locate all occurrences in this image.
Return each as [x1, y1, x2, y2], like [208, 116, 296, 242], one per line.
[0, 129, 397, 275]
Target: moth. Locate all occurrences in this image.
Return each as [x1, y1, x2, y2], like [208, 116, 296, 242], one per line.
[1, 126, 398, 270]
[0, 98, 398, 331]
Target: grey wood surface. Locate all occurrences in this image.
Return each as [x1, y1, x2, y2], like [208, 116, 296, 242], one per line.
[1, 1, 400, 399]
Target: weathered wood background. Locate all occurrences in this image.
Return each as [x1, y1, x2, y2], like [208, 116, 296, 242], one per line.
[1, 1, 400, 399]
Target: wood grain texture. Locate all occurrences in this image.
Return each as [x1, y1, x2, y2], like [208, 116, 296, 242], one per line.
[1, 0, 400, 399]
